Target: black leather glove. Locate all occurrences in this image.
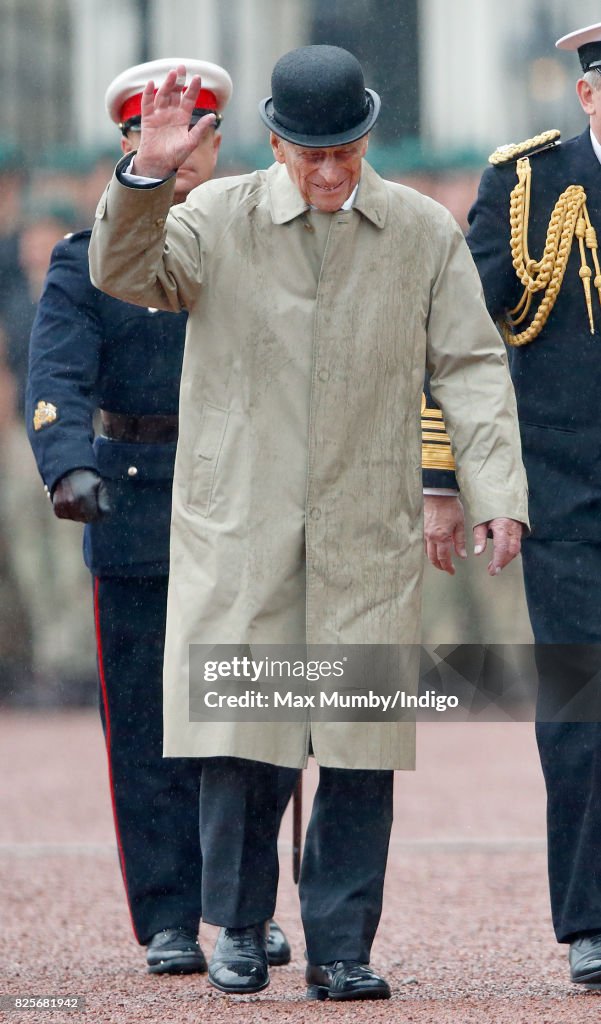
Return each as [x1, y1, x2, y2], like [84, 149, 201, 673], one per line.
[52, 469, 111, 523]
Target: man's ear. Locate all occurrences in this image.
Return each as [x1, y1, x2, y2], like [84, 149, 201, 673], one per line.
[577, 77, 596, 116]
[270, 132, 286, 164]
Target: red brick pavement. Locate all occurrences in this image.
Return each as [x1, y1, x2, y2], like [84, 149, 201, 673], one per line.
[2, 712, 600, 1023]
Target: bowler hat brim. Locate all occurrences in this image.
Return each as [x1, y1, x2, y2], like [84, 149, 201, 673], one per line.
[258, 88, 380, 148]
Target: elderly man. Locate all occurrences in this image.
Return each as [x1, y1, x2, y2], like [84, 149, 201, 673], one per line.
[89, 45, 528, 999]
[27, 57, 292, 976]
[423, 20, 601, 989]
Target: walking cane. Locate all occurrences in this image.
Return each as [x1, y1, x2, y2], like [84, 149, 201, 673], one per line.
[292, 772, 303, 883]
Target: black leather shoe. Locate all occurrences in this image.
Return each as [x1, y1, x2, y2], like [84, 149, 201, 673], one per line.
[306, 960, 391, 1000]
[146, 927, 207, 974]
[570, 932, 601, 984]
[208, 923, 269, 994]
[267, 919, 291, 966]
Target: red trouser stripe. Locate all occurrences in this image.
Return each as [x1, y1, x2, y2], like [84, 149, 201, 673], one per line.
[94, 576, 140, 942]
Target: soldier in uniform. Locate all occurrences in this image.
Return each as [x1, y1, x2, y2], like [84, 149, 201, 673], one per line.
[423, 21, 601, 986]
[26, 58, 293, 975]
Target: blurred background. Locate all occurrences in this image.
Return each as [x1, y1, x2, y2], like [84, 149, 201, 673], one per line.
[0, 0, 595, 704]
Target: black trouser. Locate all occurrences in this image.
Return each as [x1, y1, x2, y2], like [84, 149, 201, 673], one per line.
[523, 539, 601, 942]
[94, 576, 297, 943]
[200, 757, 393, 964]
[95, 576, 204, 943]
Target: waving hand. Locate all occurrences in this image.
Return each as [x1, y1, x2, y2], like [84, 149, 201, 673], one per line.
[131, 64, 217, 179]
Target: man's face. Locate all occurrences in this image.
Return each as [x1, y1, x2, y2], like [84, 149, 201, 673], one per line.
[122, 128, 221, 202]
[270, 134, 369, 212]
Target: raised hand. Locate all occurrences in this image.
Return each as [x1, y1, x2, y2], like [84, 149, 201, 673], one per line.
[131, 64, 216, 179]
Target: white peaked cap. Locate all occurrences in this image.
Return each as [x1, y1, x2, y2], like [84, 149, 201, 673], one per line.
[105, 58, 233, 125]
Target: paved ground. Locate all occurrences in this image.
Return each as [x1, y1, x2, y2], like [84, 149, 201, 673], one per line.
[2, 711, 601, 1023]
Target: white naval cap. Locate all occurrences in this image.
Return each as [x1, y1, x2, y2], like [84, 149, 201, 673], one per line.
[105, 57, 233, 127]
[556, 23, 601, 72]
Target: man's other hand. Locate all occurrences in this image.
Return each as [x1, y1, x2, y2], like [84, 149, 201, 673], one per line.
[473, 518, 524, 576]
[423, 494, 467, 575]
[52, 469, 111, 523]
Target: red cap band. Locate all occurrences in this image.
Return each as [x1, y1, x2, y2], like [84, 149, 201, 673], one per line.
[120, 87, 218, 123]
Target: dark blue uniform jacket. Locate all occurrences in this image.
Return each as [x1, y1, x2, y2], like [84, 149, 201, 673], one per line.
[26, 230, 187, 577]
[467, 128, 601, 541]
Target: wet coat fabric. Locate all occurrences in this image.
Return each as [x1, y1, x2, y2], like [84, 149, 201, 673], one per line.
[89, 157, 528, 770]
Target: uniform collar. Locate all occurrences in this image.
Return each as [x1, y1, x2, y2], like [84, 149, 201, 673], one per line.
[267, 159, 388, 229]
[590, 126, 601, 165]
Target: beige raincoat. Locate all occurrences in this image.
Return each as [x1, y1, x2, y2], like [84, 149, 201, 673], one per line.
[89, 159, 528, 770]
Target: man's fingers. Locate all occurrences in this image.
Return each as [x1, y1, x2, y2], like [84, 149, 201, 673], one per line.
[473, 523, 488, 555]
[142, 68, 202, 117]
[434, 536, 454, 573]
[437, 542, 455, 574]
[474, 517, 523, 575]
[423, 495, 465, 575]
[175, 64, 188, 86]
[186, 111, 217, 147]
[426, 539, 443, 572]
[429, 515, 523, 575]
[489, 527, 522, 575]
[453, 521, 467, 559]
[155, 67, 181, 104]
[182, 73, 202, 108]
[140, 79, 156, 118]
[135, 70, 214, 177]
[160, 69, 201, 114]
[426, 538, 455, 575]
[425, 538, 439, 570]
[489, 537, 510, 575]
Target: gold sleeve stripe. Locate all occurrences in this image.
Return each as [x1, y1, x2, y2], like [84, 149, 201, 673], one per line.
[421, 397, 455, 471]
[422, 430, 452, 443]
[422, 445, 456, 471]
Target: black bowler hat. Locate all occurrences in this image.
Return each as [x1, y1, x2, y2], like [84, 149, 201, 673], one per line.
[259, 45, 380, 147]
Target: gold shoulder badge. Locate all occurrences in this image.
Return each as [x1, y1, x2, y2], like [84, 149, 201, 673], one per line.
[33, 401, 58, 431]
[488, 129, 561, 165]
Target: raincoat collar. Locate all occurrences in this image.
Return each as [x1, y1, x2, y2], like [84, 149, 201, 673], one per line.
[267, 159, 388, 229]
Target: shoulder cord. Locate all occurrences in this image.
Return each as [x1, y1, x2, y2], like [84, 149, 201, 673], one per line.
[502, 156, 601, 345]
